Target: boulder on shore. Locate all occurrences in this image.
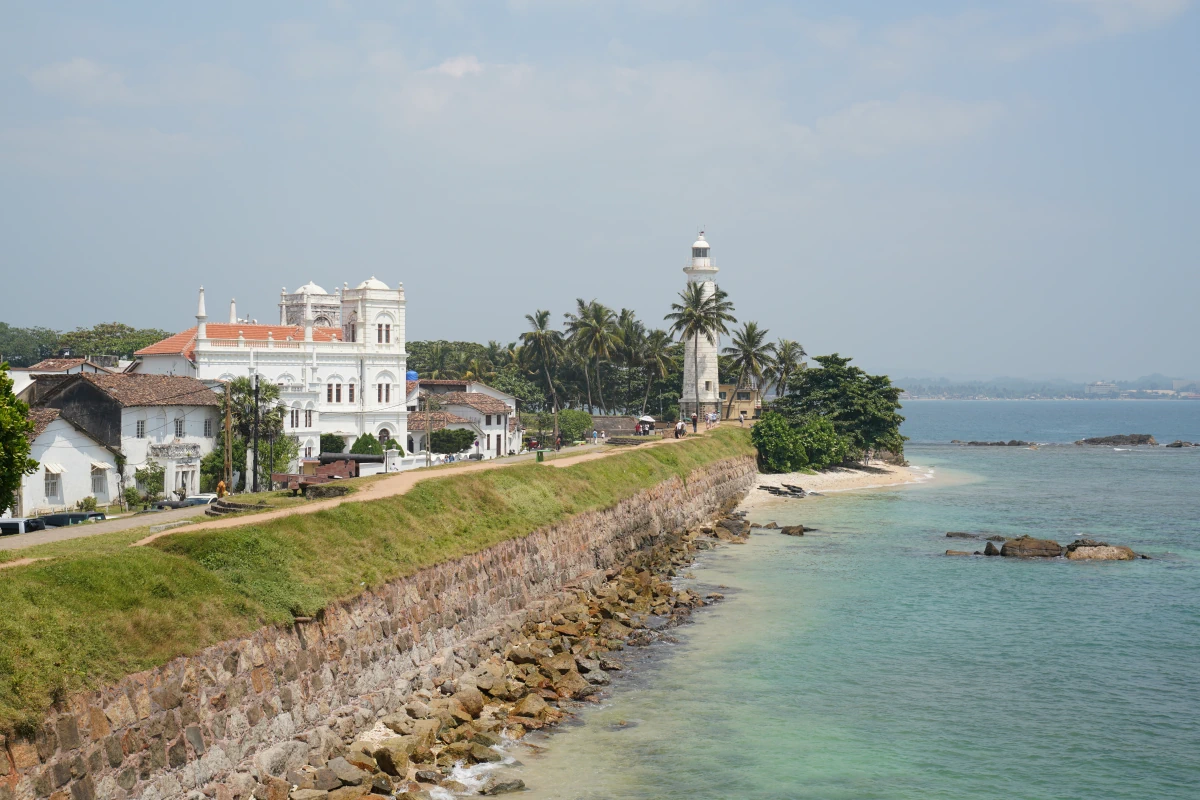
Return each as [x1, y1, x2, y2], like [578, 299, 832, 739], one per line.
[779, 525, 806, 536]
[1166, 440, 1194, 448]
[1074, 434, 1157, 446]
[983, 541, 1001, 556]
[1000, 536, 1063, 558]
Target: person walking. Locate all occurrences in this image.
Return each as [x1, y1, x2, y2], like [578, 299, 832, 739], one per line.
[739, 410, 746, 427]
[593, 428, 599, 445]
[555, 435, 562, 451]
[691, 412, 698, 433]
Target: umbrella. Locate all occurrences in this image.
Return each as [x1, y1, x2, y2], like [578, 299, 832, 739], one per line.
[638, 416, 655, 422]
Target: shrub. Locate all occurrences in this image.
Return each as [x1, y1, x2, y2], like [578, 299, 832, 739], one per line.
[349, 433, 384, 456]
[134, 462, 165, 504]
[123, 486, 142, 509]
[557, 409, 594, 443]
[750, 411, 807, 473]
[76, 496, 98, 512]
[430, 428, 476, 454]
[320, 433, 346, 454]
[795, 416, 851, 470]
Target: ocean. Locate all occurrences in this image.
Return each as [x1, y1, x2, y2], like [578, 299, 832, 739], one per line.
[501, 401, 1200, 799]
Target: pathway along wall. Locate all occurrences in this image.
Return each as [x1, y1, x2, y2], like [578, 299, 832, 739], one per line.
[1, 455, 756, 800]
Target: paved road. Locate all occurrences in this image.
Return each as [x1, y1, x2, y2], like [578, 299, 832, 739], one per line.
[0, 506, 206, 552]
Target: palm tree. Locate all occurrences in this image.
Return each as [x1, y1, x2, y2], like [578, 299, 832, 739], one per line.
[639, 329, 673, 415]
[664, 283, 737, 419]
[765, 338, 807, 399]
[721, 321, 775, 419]
[426, 342, 459, 379]
[617, 309, 646, 413]
[519, 310, 564, 441]
[564, 300, 623, 415]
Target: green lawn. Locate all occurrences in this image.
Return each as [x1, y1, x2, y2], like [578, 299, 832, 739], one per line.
[0, 428, 753, 734]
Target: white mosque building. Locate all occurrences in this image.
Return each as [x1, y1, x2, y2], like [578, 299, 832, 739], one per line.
[680, 232, 722, 417]
[133, 279, 410, 459]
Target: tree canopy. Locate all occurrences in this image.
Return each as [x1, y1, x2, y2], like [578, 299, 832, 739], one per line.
[0, 363, 38, 515]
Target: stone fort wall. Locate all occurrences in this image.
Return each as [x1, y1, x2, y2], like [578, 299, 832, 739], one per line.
[1, 455, 756, 800]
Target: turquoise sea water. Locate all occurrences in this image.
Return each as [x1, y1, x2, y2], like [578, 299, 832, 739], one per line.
[505, 401, 1200, 799]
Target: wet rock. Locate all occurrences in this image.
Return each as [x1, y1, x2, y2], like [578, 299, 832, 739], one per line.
[511, 694, 549, 719]
[779, 525, 805, 536]
[482, 778, 526, 795]
[983, 541, 1001, 557]
[945, 550, 972, 556]
[1000, 536, 1063, 558]
[946, 532, 978, 539]
[371, 739, 412, 777]
[599, 657, 624, 671]
[1075, 434, 1156, 446]
[440, 781, 470, 793]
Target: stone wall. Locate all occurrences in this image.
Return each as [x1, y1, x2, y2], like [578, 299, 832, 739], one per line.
[1, 455, 756, 800]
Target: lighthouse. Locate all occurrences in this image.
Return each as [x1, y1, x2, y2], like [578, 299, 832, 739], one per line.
[680, 232, 721, 418]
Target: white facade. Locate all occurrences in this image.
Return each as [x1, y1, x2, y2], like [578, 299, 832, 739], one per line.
[681, 232, 721, 416]
[135, 280, 409, 464]
[11, 415, 119, 517]
[404, 381, 523, 458]
[120, 404, 221, 499]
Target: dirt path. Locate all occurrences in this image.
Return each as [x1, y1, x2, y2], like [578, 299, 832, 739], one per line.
[133, 428, 716, 546]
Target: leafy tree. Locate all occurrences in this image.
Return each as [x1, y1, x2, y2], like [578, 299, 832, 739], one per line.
[721, 321, 775, 418]
[320, 432, 346, 454]
[350, 433, 384, 455]
[0, 363, 38, 515]
[564, 299, 623, 414]
[0, 324, 61, 367]
[200, 429, 245, 493]
[134, 462, 165, 506]
[665, 283, 736, 416]
[774, 354, 906, 461]
[750, 412, 807, 473]
[259, 433, 300, 486]
[123, 486, 142, 509]
[58, 322, 172, 360]
[794, 416, 851, 469]
[557, 408, 593, 443]
[430, 428, 476, 454]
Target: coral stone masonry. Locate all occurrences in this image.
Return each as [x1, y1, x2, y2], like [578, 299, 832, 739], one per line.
[0, 454, 755, 800]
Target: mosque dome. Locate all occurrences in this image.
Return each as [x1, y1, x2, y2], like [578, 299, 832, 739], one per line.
[294, 281, 328, 295]
[356, 276, 391, 290]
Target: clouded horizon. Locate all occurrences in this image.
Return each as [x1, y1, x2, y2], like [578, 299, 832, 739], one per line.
[1, 1, 1197, 381]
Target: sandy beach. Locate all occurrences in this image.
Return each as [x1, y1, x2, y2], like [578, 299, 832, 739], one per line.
[740, 461, 934, 510]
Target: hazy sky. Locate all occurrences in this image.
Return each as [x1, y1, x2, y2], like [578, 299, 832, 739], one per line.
[1, 1, 1197, 380]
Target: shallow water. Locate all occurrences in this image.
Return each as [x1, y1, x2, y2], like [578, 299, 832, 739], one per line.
[503, 402, 1200, 799]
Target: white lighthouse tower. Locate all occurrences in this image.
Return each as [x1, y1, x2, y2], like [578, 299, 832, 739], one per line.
[681, 231, 721, 418]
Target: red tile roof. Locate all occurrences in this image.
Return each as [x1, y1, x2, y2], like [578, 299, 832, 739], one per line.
[26, 358, 87, 371]
[434, 391, 511, 415]
[136, 324, 343, 360]
[27, 407, 61, 442]
[406, 411, 471, 432]
[419, 379, 469, 387]
[43, 373, 220, 408]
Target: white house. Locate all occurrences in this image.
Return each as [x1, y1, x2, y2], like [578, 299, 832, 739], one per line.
[10, 358, 119, 403]
[133, 281, 409, 461]
[17, 373, 221, 511]
[7, 408, 121, 517]
[404, 379, 522, 457]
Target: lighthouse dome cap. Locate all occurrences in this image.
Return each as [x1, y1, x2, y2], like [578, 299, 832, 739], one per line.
[692, 232, 710, 250]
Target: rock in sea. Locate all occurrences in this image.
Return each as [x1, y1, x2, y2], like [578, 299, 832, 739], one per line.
[1000, 536, 1063, 558]
[1066, 546, 1137, 561]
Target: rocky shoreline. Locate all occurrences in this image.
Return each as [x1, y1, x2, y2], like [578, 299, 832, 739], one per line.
[265, 508, 755, 800]
[943, 532, 1148, 560]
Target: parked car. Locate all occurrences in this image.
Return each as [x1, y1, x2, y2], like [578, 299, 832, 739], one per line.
[183, 494, 218, 506]
[0, 517, 48, 535]
[35, 512, 105, 528]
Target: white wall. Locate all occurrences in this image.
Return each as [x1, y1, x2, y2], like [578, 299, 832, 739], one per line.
[120, 405, 220, 498]
[18, 419, 119, 515]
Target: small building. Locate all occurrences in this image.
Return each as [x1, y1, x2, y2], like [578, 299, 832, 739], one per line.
[1084, 382, 1119, 396]
[7, 408, 121, 517]
[404, 380, 523, 458]
[9, 358, 119, 403]
[719, 384, 760, 421]
[35, 373, 221, 499]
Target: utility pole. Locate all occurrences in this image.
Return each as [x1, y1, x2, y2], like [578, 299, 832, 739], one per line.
[424, 391, 437, 468]
[223, 390, 232, 489]
[251, 372, 260, 493]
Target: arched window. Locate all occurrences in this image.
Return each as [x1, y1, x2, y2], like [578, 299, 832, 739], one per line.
[379, 428, 391, 445]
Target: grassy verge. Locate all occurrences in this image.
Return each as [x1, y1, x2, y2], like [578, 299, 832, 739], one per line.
[0, 428, 752, 734]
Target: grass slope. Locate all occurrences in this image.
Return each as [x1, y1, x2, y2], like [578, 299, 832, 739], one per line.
[0, 429, 752, 734]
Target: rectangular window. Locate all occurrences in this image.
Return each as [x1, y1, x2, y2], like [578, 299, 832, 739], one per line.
[45, 472, 59, 498]
[486, 434, 491, 450]
[136, 420, 146, 439]
[704, 380, 712, 391]
[305, 446, 312, 458]
[385, 324, 391, 343]
[327, 384, 333, 402]
[408, 405, 416, 412]
[305, 409, 313, 427]
[204, 418, 213, 437]
[91, 468, 106, 495]
[377, 384, 382, 403]
[348, 384, 355, 403]
[486, 415, 492, 426]
[377, 324, 383, 343]
[737, 391, 751, 401]
[385, 384, 391, 403]
[175, 418, 184, 438]
[719, 391, 727, 400]
[335, 384, 342, 403]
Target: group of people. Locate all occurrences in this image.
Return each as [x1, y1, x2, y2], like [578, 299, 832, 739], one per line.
[633, 421, 655, 436]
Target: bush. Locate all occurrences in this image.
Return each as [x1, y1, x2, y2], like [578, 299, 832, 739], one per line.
[123, 486, 142, 509]
[749, 411, 808, 473]
[349, 433, 384, 455]
[795, 416, 851, 470]
[320, 433, 346, 454]
[76, 496, 98, 512]
[430, 428, 476, 454]
[134, 462, 165, 504]
[557, 409, 594, 443]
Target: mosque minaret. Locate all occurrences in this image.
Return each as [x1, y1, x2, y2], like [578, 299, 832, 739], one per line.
[680, 231, 721, 417]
